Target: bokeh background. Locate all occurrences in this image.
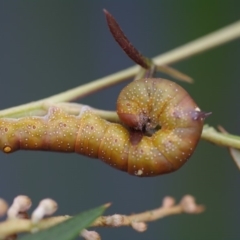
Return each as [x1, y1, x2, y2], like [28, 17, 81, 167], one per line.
[0, 1, 240, 239]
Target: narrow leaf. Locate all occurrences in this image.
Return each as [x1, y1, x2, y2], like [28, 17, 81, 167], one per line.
[157, 65, 193, 83]
[103, 9, 151, 69]
[19, 204, 108, 240]
[104, 9, 194, 83]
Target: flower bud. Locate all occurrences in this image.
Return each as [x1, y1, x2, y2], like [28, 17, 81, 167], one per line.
[31, 198, 58, 224]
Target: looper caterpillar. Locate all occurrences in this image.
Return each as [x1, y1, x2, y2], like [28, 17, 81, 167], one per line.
[0, 78, 209, 177]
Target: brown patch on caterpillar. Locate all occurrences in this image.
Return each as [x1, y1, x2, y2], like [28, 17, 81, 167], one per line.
[119, 113, 149, 131]
[129, 130, 144, 145]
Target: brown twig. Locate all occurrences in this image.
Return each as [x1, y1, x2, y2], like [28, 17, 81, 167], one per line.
[0, 195, 204, 238]
[92, 195, 204, 231]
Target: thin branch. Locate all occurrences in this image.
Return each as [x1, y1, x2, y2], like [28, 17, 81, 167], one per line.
[42, 103, 240, 150]
[157, 65, 193, 83]
[201, 125, 240, 149]
[42, 102, 119, 123]
[153, 20, 240, 65]
[2, 99, 240, 151]
[0, 195, 204, 237]
[1, 99, 240, 151]
[0, 20, 240, 118]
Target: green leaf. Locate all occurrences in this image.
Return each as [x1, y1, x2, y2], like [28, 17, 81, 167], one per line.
[19, 204, 107, 240]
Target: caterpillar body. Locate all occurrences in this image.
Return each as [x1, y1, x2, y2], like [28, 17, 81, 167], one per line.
[0, 78, 208, 177]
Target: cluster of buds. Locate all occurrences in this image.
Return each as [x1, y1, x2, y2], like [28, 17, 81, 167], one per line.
[0, 196, 58, 240]
[93, 194, 204, 233]
[0, 196, 100, 240]
[5, 196, 57, 223]
[0, 194, 204, 240]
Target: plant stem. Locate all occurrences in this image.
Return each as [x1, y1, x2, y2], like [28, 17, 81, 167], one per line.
[201, 126, 240, 149]
[0, 20, 240, 151]
[153, 20, 240, 65]
[0, 20, 240, 118]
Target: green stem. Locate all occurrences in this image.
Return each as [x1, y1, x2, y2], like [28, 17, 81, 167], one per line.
[153, 20, 240, 65]
[0, 20, 240, 118]
[201, 126, 240, 149]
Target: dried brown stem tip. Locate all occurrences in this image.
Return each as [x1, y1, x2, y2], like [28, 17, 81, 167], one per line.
[103, 9, 151, 69]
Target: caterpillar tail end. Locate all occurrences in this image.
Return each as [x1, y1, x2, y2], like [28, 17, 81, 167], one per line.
[197, 111, 212, 120]
[202, 111, 212, 118]
[192, 108, 212, 121]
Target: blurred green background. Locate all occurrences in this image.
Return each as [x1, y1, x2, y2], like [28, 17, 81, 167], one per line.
[0, 1, 240, 239]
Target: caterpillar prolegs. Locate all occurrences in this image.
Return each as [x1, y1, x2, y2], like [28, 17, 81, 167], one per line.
[0, 78, 209, 177]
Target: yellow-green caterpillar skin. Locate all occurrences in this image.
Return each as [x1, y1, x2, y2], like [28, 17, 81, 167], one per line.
[0, 78, 208, 177]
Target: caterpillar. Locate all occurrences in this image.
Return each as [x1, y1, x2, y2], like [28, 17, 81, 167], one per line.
[0, 78, 209, 177]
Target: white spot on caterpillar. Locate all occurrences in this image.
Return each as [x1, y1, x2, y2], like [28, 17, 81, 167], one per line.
[135, 169, 143, 176]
